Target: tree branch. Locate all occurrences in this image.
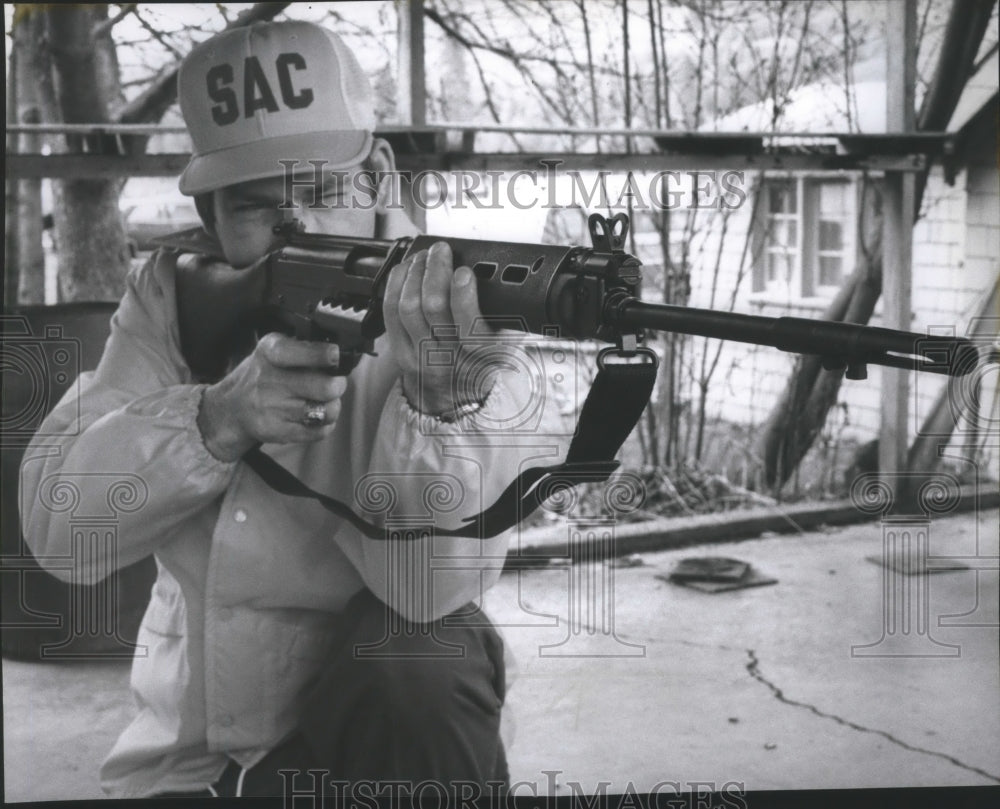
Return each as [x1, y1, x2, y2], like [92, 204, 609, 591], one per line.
[131, 5, 185, 60]
[427, 3, 622, 78]
[426, 4, 571, 123]
[465, 44, 524, 149]
[91, 3, 137, 40]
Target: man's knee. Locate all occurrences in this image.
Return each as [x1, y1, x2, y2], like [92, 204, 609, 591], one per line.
[296, 591, 507, 782]
[333, 592, 504, 723]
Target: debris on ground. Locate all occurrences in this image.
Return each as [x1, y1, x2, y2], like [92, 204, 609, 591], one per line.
[525, 467, 778, 529]
[865, 554, 969, 575]
[657, 556, 778, 593]
[612, 553, 645, 568]
[671, 557, 749, 582]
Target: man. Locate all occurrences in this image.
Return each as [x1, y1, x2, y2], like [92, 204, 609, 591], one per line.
[20, 20, 555, 799]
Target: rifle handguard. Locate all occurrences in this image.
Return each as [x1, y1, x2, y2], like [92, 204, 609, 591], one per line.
[154, 214, 980, 378]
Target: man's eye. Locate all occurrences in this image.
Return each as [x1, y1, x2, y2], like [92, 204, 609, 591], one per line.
[233, 202, 274, 213]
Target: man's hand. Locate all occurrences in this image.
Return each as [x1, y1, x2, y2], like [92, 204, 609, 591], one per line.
[197, 333, 346, 462]
[382, 242, 507, 417]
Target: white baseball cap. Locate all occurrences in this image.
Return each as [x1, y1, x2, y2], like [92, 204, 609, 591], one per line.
[178, 21, 375, 195]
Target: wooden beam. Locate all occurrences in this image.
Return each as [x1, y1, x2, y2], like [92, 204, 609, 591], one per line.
[393, 152, 928, 174]
[5, 151, 930, 180]
[397, 0, 426, 126]
[5, 150, 929, 180]
[4, 39, 19, 310]
[397, 0, 427, 230]
[5, 153, 192, 178]
[879, 0, 918, 508]
[4, 123, 957, 148]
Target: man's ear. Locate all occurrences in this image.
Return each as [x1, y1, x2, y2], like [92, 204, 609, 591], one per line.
[366, 138, 398, 214]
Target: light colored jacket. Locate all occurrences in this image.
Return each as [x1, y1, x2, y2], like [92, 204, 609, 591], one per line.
[19, 216, 567, 797]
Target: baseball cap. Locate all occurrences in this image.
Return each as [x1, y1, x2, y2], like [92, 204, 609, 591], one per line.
[178, 21, 375, 196]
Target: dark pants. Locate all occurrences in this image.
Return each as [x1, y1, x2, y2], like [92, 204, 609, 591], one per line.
[160, 589, 509, 798]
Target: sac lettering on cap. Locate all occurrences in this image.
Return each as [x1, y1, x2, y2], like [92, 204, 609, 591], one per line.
[207, 53, 314, 125]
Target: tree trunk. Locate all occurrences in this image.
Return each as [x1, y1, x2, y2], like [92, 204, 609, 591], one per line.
[757, 179, 883, 491]
[37, 5, 131, 301]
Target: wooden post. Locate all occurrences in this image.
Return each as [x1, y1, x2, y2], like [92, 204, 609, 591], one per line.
[397, 0, 426, 126]
[5, 38, 20, 309]
[7, 8, 47, 306]
[15, 110, 47, 305]
[397, 0, 426, 229]
[879, 0, 917, 507]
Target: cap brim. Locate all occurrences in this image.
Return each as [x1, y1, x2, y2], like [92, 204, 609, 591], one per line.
[178, 130, 373, 196]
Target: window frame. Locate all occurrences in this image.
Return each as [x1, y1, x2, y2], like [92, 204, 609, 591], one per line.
[752, 173, 859, 303]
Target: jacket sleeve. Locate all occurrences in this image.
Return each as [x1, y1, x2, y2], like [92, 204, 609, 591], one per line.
[19, 253, 237, 584]
[327, 338, 574, 623]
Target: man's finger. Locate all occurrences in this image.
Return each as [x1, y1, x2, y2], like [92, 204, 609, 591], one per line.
[383, 255, 415, 356]
[259, 333, 340, 369]
[282, 419, 339, 443]
[285, 371, 348, 403]
[285, 398, 342, 429]
[449, 265, 482, 339]
[422, 242, 457, 338]
[398, 249, 431, 341]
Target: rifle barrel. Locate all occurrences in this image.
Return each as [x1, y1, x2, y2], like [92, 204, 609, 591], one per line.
[611, 299, 979, 377]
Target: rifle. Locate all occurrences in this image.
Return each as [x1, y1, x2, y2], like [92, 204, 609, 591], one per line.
[155, 213, 981, 539]
[156, 213, 978, 381]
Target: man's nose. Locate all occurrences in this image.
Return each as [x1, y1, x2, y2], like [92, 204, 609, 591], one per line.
[297, 210, 321, 232]
[293, 207, 329, 234]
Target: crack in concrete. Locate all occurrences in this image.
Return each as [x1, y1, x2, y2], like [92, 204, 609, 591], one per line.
[744, 649, 1000, 784]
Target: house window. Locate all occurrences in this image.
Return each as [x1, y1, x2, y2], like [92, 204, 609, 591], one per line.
[815, 181, 851, 291]
[754, 176, 856, 298]
[763, 180, 798, 292]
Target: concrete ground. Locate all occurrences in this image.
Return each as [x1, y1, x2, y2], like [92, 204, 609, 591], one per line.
[3, 508, 998, 802]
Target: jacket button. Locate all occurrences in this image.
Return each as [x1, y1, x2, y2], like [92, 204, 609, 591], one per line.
[217, 713, 234, 728]
[233, 508, 248, 523]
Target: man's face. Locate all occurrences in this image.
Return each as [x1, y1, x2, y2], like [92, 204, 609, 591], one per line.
[211, 167, 378, 269]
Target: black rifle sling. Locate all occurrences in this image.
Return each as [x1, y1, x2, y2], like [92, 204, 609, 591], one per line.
[243, 357, 656, 540]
